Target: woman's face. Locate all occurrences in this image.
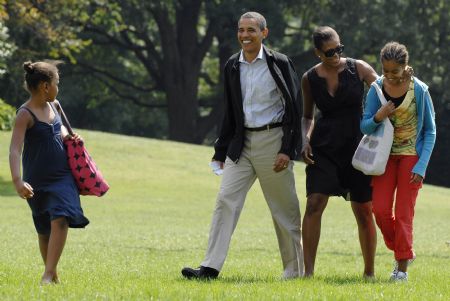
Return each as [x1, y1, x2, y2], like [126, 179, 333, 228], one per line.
[382, 59, 406, 84]
[316, 36, 343, 67]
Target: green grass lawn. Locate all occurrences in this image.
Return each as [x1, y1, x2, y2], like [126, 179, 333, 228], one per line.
[0, 130, 449, 300]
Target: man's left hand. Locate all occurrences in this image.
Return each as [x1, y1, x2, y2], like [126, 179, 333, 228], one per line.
[273, 153, 290, 173]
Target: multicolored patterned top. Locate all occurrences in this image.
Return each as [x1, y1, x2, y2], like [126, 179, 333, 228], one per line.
[386, 79, 417, 155]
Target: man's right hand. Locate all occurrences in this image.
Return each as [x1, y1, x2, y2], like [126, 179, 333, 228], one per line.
[301, 143, 315, 165]
[213, 160, 224, 169]
[210, 160, 224, 175]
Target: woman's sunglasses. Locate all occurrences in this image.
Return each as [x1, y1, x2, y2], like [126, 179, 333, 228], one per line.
[322, 45, 344, 58]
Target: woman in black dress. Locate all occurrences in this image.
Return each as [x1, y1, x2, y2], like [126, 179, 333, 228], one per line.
[301, 26, 378, 278]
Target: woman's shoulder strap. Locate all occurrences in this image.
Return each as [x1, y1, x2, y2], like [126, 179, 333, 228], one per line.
[17, 106, 38, 122]
[346, 57, 357, 70]
[306, 66, 318, 81]
[346, 57, 362, 79]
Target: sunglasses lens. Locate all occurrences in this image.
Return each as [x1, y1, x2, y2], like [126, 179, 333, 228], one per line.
[324, 45, 344, 57]
[324, 49, 335, 57]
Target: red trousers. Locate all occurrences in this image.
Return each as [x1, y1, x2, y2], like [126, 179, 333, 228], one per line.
[372, 155, 421, 261]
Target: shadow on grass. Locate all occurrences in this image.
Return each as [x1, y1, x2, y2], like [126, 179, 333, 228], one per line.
[321, 250, 388, 257]
[0, 176, 15, 196]
[99, 245, 450, 262]
[319, 274, 388, 285]
[176, 274, 281, 284]
[216, 275, 279, 284]
[322, 250, 450, 260]
[177, 274, 381, 285]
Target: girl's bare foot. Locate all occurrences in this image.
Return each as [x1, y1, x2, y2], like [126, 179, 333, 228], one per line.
[40, 276, 53, 285]
[40, 271, 59, 285]
[363, 273, 376, 282]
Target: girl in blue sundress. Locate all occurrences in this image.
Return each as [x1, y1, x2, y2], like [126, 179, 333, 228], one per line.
[9, 60, 89, 285]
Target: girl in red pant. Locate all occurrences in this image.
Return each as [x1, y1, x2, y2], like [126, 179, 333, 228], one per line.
[361, 42, 436, 281]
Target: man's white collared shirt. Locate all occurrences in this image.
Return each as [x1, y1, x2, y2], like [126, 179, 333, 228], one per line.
[239, 46, 284, 128]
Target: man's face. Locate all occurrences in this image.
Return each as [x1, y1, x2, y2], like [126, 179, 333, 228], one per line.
[237, 18, 268, 56]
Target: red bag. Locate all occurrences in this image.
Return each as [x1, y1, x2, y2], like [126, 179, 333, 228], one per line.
[54, 102, 110, 196]
[64, 139, 109, 196]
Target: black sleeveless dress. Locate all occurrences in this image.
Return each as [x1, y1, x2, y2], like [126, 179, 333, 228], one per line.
[306, 58, 371, 202]
[20, 103, 89, 234]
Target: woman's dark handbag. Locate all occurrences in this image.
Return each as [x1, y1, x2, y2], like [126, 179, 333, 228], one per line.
[55, 102, 110, 196]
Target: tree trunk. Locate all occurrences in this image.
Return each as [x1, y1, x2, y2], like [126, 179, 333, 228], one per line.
[166, 81, 199, 143]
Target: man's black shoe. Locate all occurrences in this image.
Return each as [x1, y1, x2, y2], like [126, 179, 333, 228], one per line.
[181, 266, 219, 279]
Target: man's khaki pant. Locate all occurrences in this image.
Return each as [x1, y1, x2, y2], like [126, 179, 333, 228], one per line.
[201, 127, 304, 278]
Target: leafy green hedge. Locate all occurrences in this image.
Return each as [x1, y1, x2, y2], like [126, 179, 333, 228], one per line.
[0, 99, 15, 131]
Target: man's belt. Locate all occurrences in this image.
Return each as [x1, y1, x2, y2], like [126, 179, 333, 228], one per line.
[245, 122, 283, 132]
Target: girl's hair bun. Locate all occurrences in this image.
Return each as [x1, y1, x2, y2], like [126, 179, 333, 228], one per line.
[23, 61, 34, 73]
[23, 60, 60, 92]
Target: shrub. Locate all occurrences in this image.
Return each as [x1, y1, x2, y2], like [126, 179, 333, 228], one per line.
[0, 99, 15, 131]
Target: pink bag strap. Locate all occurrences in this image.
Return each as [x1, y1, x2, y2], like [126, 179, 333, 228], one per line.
[50, 101, 74, 136]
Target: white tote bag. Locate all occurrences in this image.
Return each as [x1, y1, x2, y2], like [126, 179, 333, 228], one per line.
[352, 82, 394, 175]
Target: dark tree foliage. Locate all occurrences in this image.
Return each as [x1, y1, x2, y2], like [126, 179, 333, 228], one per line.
[1, 0, 449, 186]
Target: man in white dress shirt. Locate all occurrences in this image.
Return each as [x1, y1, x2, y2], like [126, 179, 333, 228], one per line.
[182, 11, 304, 279]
